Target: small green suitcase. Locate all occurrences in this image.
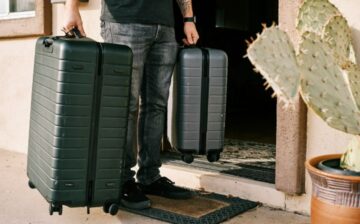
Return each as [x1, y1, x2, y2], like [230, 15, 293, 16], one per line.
[27, 34, 132, 215]
[171, 47, 228, 164]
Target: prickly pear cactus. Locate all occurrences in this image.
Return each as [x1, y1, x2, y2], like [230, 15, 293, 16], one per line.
[246, 26, 300, 106]
[296, 0, 340, 35]
[298, 35, 360, 135]
[246, 0, 360, 171]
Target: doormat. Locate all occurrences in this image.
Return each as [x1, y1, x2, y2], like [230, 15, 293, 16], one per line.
[120, 192, 258, 224]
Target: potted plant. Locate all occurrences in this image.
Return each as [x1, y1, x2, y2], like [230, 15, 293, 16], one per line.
[245, 0, 360, 223]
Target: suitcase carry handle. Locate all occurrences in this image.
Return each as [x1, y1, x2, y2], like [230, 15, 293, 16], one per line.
[184, 44, 197, 48]
[63, 27, 83, 39]
[43, 28, 83, 48]
[178, 44, 197, 51]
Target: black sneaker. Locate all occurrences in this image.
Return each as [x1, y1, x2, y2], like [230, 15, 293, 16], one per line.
[140, 177, 195, 199]
[121, 180, 151, 210]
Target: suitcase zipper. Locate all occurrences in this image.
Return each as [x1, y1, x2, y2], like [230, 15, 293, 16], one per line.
[199, 48, 210, 155]
[85, 43, 104, 213]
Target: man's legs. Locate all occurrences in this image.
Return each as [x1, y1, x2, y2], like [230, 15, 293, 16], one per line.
[101, 22, 194, 207]
[101, 21, 154, 209]
[136, 25, 177, 185]
[136, 25, 194, 199]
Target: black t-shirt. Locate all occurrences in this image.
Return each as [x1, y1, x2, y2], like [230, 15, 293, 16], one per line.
[101, 0, 175, 27]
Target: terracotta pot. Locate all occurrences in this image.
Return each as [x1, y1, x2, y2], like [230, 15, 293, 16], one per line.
[306, 154, 360, 224]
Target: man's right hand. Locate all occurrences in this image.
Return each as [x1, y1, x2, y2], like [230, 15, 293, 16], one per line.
[63, 0, 86, 36]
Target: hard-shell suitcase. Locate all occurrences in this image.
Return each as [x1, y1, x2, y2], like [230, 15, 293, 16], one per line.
[26, 35, 132, 215]
[171, 47, 228, 163]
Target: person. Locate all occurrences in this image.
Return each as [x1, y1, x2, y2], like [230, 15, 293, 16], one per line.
[63, 0, 200, 210]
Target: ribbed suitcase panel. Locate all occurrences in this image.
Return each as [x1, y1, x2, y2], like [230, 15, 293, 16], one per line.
[207, 50, 228, 150]
[92, 44, 132, 203]
[172, 48, 228, 156]
[173, 49, 202, 151]
[27, 37, 98, 206]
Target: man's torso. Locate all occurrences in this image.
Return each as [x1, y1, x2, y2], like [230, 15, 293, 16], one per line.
[101, 0, 175, 27]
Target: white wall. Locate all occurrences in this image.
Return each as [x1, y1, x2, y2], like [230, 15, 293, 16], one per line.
[0, 38, 37, 153]
[0, 1, 103, 153]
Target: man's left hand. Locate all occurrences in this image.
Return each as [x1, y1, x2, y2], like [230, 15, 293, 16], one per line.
[183, 22, 199, 45]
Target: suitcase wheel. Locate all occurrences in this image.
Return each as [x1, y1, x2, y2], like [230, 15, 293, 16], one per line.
[207, 152, 220, 163]
[108, 203, 119, 216]
[49, 203, 63, 215]
[181, 153, 194, 164]
[103, 203, 119, 216]
[28, 180, 36, 189]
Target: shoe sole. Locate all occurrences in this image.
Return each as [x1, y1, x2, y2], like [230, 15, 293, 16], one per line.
[120, 199, 151, 210]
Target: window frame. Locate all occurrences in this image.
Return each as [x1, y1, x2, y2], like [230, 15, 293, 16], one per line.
[0, 0, 52, 39]
[0, 11, 36, 20]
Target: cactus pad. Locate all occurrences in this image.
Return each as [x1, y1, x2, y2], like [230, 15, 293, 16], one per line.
[296, 0, 340, 35]
[349, 44, 358, 64]
[323, 15, 354, 63]
[246, 26, 300, 105]
[341, 137, 360, 172]
[298, 35, 360, 135]
[344, 62, 360, 109]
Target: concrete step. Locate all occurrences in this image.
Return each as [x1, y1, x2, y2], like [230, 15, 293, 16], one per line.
[161, 164, 286, 208]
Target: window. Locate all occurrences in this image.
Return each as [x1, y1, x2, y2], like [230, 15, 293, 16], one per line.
[0, 0, 51, 38]
[0, 0, 36, 20]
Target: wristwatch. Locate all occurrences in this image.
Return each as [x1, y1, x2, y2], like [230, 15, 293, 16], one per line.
[183, 16, 196, 23]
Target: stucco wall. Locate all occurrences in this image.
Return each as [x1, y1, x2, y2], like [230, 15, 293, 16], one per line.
[0, 38, 36, 153]
[0, 2, 102, 153]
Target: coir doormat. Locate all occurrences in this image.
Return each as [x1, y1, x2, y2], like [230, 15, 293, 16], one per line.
[120, 192, 258, 224]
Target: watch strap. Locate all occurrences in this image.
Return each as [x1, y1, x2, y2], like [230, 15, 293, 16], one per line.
[183, 16, 196, 23]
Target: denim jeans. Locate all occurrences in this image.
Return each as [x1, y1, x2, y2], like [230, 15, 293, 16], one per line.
[101, 21, 178, 185]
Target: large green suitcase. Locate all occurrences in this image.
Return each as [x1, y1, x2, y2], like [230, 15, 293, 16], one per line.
[27, 35, 132, 215]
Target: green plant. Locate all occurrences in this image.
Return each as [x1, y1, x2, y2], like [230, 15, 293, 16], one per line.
[246, 0, 360, 172]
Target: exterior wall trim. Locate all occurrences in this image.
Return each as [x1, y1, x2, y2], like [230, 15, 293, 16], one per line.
[0, 0, 52, 39]
[275, 0, 307, 195]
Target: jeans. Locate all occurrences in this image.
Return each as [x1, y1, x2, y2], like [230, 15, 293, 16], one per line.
[101, 21, 178, 185]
